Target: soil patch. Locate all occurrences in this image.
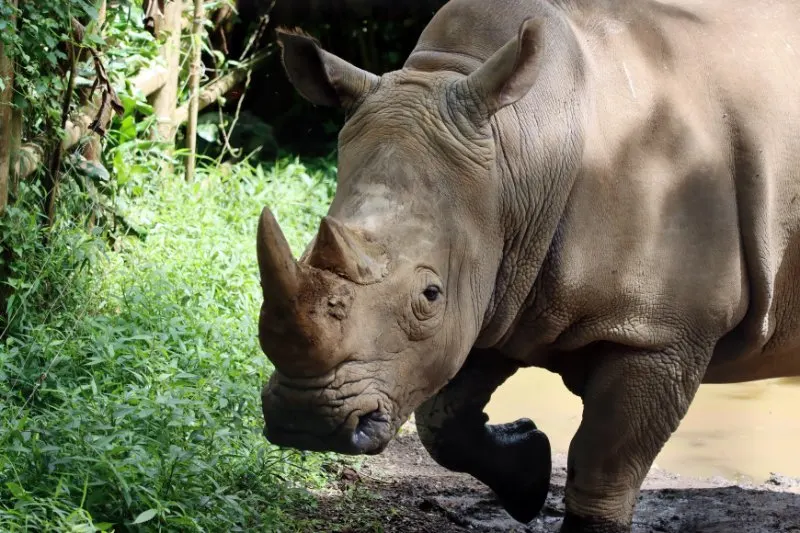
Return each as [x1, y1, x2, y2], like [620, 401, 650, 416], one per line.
[299, 424, 800, 532]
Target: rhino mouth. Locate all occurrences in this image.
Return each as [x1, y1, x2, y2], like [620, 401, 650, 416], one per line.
[261, 375, 398, 455]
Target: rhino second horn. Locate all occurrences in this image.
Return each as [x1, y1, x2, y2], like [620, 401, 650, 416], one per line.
[257, 206, 299, 302]
[307, 216, 387, 284]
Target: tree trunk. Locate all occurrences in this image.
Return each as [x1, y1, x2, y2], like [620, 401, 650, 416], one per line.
[0, 0, 18, 215]
[82, 0, 108, 169]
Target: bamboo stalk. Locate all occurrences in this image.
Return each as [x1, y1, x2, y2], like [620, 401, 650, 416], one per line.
[184, 0, 204, 182]
[0, 0, 18, 215]
[150, 0, 183, 143]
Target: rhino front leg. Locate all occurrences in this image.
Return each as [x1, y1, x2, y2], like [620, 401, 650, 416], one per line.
[559, 343, 714, 533]
[414, 349, 552, 523]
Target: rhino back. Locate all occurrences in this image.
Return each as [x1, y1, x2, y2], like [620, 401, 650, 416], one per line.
[420, 0, 800, 381]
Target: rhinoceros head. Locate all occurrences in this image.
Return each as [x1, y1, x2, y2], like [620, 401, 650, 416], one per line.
[258, 21, 545, 454]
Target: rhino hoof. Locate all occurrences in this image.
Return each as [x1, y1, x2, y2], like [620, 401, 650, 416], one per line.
[484, 418, 552, 524]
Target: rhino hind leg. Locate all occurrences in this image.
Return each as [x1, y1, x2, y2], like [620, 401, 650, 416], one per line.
[414, 350, 552, 523]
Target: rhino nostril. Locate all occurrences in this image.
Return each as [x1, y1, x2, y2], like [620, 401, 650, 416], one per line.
[351, 410, 390, 454]
[357, 410, 387, 430]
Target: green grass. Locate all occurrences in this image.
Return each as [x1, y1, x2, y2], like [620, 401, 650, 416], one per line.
[0, 156, 341, 532]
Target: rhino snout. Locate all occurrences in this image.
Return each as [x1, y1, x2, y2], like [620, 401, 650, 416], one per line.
[261, 376, 394, 455]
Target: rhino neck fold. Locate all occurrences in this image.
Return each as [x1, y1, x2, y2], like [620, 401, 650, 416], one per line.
[475, 10, 588, 349]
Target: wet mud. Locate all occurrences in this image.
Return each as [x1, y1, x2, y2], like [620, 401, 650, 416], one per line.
[307, 424, 800, 533]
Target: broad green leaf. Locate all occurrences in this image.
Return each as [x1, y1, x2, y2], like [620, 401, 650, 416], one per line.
[130, 509, 158, 525]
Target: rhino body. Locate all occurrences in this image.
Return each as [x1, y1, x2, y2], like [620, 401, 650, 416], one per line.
[255, 0, 800, 531]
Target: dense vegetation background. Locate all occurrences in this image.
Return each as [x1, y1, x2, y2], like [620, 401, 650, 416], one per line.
[0, 0, 442, 530]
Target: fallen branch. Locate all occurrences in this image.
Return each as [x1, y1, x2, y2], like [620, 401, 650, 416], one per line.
[11, 62, 166, 183]
[173, 47, 272, 126]
[12, 144, 43, 181]
[130, 65, 168, 98]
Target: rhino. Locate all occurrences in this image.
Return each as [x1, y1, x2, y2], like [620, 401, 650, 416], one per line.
[255, 0, 800, 531]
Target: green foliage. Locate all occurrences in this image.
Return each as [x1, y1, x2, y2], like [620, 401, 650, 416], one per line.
[0, 2, 350, 531]
[49, 4, 169, 239]
[101, 6, 161, 82]
[0, 154, 340, 531]
[1, 0, 105, 138]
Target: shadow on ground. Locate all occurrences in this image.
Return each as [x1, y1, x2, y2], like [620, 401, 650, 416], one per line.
[300, 429, 800, 533]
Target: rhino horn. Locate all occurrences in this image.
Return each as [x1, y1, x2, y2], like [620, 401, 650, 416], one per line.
[257, 206, 299, 303]
[306, 216, 387, 284]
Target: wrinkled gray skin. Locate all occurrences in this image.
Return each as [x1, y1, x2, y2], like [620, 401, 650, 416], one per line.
[255, 0, 800, 531]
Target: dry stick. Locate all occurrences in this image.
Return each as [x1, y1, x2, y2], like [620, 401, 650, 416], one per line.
[238, 2, 274, 60]
[184, 0, 204, 182]
[172, 47, 272, 126]
[0, 0, 18, 215]
[216, 65, 255, 162]
[9, 107, 22, 198]
[214, 8, 273, 161]
[43, 19, 86, 227]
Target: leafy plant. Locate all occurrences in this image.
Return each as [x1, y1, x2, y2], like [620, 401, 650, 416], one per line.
[0, 154, 341, 531]
[1, 0, 106, 140]
[0, 2, 353, 531]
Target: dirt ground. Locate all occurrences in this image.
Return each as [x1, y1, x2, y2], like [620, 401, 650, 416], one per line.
[303, 423, 800, 533]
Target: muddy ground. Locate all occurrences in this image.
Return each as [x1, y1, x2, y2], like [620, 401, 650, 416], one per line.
[300, 423, 800, 533]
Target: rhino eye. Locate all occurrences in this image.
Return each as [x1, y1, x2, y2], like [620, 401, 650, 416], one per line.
[423, 285, 441, 302]
[411, 273, 444, 326]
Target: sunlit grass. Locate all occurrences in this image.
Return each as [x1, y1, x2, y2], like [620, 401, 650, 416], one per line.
[0, 156, 339, 532]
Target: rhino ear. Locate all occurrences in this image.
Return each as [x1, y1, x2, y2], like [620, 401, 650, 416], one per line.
[276, 27, 380, 109]
[456, 17, 545, 119]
